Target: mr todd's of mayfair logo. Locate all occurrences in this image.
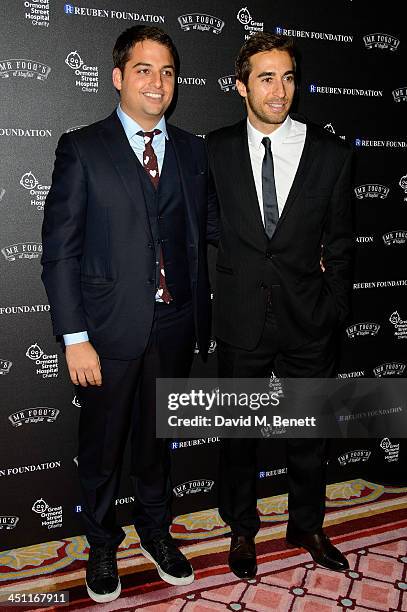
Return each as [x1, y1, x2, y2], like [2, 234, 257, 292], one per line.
[382, 231, 407, 245]
[8, 407, 60, 427]
[392, 87, 407, 103]
[32, 498, 63, 529]
[0, 58, 51, 80]
[26, 343, 59, 379]
[177, 13, 225, 35]
[346, 323, 380, 338]
[20, 171, 50, 211]
[354, 184, 389, 199]
[237, 7, 264, 40]
[218, 75, 236, 92]
[0, 516, 19, 530]
[65, 50, 98, 93]
[373, 362, 406, 377]
[338, 450, 371, 466]
[1, 242, 42, 261]
[380, 438, 400, 463]
[173, 480, 214, 497]
[389, 312, 407, 339]
[363, 33, 400, 51]
[0, 359, 13, 375]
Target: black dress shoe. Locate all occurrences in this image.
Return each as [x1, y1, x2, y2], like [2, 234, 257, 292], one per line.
[140, 534, 194, 585]
[228, 534, 257, 579]
[86, 544, 121, 603]
[286, 526, 349, 571]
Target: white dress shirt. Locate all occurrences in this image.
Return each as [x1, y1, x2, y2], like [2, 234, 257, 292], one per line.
[247, 115, 307, 221]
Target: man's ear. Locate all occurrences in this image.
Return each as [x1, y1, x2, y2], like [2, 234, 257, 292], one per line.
[112, 67, 122, 91]
[236, 79, 247, 99]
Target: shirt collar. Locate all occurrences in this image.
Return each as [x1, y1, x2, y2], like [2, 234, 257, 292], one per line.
[247, 115, 292, 150]
[117, 104, 168, 141]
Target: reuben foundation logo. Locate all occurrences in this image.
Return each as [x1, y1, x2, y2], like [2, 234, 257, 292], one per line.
[392, 87, 407, 102]
[354, 184, 389, 199]
[177, 76, 207, 86]
[1, 462, 61, 477]
[24, 0, 50, 27]
[170, 438, 220, 450]
[1, 242, 42, 261]
[0, 516, 19, 530]
[338, 450, 371, 466]
[373, 362, 406, 377]
[32, 498, 62, 529]
[178, 13, 225, 35]
[383, 231, 407, 245]
[346, 323, 380, 338]
[276, 26, 352, 43]
[259, 467, 287, 478]
[389, 312, 407, 339]
[0, 59, 51, 80]
[337, 370, 365, 378]
[0, 359, 13, 375]
[0, 304, 50, 315]
[65, 51, 98, 93]
[355, 236, 374, 244]
[363, 34, 400, 51]
[173, 479, 214, 497]
[8, 407, 60, 427]
[26, 343, 58, 379]
[20, 171, 50, 211]
[310, 84, 382, 97]
[237, 7, 264, 40]
[0, 128, 52, 138]
[218, 75, 236, 92]
[355, 138, 407, 149]
[380, 438, 400, 463]
[63, 4, 164, 23]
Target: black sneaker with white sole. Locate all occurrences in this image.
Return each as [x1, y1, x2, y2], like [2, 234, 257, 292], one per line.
[85, 544, 121, 603]
[140, 535, 194, 585]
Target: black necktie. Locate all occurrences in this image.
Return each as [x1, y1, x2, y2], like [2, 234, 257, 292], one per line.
[261, 137, 279, 239]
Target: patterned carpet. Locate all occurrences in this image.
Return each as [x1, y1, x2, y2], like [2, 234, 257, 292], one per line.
[0, 479, 406, 611]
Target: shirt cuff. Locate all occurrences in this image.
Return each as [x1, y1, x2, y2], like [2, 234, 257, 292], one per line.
[63, 331, 89, 345]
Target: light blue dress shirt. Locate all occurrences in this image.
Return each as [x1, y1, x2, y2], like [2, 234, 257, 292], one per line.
[63, 105, 168, 346]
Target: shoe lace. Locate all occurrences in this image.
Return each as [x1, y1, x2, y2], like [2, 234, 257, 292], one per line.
[89, 546, 117, 580]
[155, 537, 183, 564]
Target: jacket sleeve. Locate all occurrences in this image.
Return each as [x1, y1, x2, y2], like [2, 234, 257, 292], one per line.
[205, 133, 220, 246]
[322, 148, 354, 323]
[41, 133, 88, 336]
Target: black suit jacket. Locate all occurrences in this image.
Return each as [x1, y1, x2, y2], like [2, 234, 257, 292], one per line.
[42, 111, 218, 359]
[207, 117, 353, 350]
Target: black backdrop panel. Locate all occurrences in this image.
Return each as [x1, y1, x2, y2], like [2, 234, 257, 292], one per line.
[0, 1, 406, 550]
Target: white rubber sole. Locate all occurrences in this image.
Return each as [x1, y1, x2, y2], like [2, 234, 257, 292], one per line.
[140, 545, 195, 586]
[86, 578, 121, 603]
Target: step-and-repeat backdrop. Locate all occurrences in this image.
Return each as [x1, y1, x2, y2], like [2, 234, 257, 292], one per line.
[0, 1, 405, 549]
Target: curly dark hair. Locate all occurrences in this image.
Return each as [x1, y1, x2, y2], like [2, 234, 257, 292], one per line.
[235, 32, 296, 86]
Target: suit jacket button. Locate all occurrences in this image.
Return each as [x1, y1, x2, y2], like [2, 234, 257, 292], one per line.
[266, 250, 273, 259]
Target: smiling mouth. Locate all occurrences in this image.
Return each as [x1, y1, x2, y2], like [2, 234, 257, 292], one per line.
[143, 92, 163, 100]
[267, 102, 286, 112]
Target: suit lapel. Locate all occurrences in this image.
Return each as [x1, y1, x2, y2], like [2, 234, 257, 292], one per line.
[230, 120, 266, 242]
[274, 122, 317, 233]
[97, 111, 153, 240]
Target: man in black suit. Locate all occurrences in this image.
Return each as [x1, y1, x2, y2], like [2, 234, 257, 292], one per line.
[42, 26, 217, 603]
[207, 33, 352, 578]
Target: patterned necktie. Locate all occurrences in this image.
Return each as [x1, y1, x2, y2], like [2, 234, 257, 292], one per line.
[138, 129, 172, 304]
[261, 137, 279, 239]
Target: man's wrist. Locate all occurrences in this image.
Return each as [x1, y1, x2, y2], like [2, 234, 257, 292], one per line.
[63, 331, 89, 345]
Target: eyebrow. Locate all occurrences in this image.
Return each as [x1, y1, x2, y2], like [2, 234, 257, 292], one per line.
[257, 70, 295, 78]
[131, 62, 175, 70]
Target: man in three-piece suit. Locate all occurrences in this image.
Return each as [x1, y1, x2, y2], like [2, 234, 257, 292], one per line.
[42, 26, 217, 603]
[207, 33, 353, 578]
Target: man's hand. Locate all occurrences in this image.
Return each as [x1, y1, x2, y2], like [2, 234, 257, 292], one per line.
[65, 341, 102, 387]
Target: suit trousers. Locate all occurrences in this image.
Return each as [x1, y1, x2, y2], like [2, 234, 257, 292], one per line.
[217, 300, 336, 537]
[76, 300, 194, 548]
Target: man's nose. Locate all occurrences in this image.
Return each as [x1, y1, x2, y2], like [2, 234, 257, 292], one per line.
[271, 78, 286, 98]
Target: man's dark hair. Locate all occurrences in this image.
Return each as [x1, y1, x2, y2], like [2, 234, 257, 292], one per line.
[235, 32, 296, 87]
[113, 25, 180, 75]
